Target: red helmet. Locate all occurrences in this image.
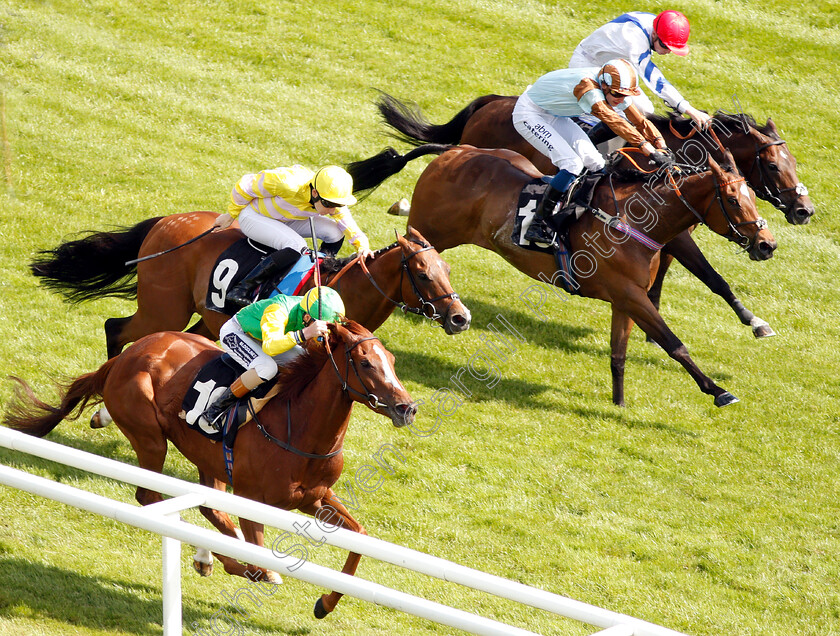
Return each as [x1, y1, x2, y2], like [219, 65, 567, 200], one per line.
[653, 10, 691, 56]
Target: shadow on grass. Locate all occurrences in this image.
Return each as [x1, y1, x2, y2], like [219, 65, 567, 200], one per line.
[0, 557, 311, 635]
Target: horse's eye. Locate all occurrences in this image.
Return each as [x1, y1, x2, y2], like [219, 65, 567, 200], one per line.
[417, 272, 430, 281]
[360, 359, 372, 368]
[768, 162, 779, 172]
[727, 196, 739, 206]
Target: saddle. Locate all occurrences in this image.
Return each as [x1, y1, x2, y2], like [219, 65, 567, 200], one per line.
[512, 172, 604, 295]
[205, 238, 320, 314]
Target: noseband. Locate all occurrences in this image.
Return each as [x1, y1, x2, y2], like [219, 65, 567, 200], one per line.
[670, 169, 767, 251]
[250, 334, 390, 460]
[749, 138, 809, 214]
[360, 239, 460, 324]
[325, 335, 391, 410]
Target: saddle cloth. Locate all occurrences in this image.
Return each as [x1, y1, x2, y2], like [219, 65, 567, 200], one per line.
[511, 173, 602, 252]
[205, 238, 320, 314]
[180, 353, 273, 444]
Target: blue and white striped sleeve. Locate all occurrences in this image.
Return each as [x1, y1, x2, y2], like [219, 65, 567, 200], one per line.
[636, 49, 690, 113]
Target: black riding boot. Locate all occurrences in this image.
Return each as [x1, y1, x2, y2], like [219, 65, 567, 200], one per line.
[524, 186, 564, 244]
[226, 247, 300, 308]
[202, 387, 239, 431]
[319, 238, 344, 257]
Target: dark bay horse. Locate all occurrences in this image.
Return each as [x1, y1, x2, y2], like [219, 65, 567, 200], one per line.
[376, 92, 815, 337]
[5, 321, 418, 618]
[31, 216, 471, 358]
[348, 143, 777, 407]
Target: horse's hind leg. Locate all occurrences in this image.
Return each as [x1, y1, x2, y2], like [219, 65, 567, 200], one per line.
[105, 317, 132, 358]
[105, 301, 196, 358]
[305, 490, 367, 619]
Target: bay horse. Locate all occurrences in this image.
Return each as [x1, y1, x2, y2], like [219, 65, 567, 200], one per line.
[30, 217, 471, 358]
[376, 92, 814, 337]
[5, 321, 418, 619]
[347, 143, 777, 407]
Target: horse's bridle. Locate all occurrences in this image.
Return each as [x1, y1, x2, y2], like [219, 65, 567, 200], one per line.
[746, 138, 809, 214]
[669, 115, 808, 216]
[360, 239, 460, 324]
[672, 169, 767, 251]
[250, 335, 387, 460]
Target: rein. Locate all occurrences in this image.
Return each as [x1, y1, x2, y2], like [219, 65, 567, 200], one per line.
[670, 115, 808, 214]
[670, 173, 766, 250]
[611, 147, 765, 250]
[250, 399, 343, 460]
[358, 239, 460, 323]
[248, 333, 387, 460]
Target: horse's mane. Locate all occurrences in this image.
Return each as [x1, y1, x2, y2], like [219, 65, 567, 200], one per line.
[319, 242, 399, 274]
[270, 320, 371, 402]
[658, 108, 776, 139]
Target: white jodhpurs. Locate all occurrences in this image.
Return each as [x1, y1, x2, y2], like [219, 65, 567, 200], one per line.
[219, 317, 305, 382]
[237, 207, 344, 251]
[512, 93, 606, 173]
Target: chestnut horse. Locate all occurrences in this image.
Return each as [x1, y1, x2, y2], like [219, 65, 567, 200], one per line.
[347, 143, 777, 407]
[376, 92, 814, 337]
[5, 321, 418, 619]
[31, 217, 471, 358]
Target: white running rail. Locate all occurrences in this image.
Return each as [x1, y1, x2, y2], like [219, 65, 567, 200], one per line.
[0, 427, 689, 636]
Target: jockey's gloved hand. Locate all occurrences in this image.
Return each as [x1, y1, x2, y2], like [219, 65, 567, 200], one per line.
[649, 150, 676, 169]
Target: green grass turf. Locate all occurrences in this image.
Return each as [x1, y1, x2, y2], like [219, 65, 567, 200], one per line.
[0, 0, 838, 634]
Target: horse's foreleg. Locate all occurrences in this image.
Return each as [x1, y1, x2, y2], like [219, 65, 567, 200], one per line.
[609, 308, 635, 407]
[616, 293, 738, 407]
[665, 232, 775, 338]
[302, 490, 367, 619]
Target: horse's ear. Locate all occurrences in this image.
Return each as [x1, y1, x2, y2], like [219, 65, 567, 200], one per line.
[765, 117, 779, 135]
[707, 153, 723, 176]
[722, 148, 738, 172]
[395, 228, 408, 246]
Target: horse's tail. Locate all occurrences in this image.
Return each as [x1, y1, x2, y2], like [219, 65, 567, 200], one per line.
[4, 358, 118, 438]
[377, 92, 507, 146]
[30, 216, 163, 304]
[347, 144, 451, 194]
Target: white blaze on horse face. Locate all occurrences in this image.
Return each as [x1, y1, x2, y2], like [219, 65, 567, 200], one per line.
[372, 344, 405, 391]
[740, 183, 750, 199]
[780, 150, 788, 160]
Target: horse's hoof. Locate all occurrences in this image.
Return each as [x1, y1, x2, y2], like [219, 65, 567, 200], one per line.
[193, 560, 213, 577]
[387, 198, 410, 216]
[714, 392, 739, 407]
[89, 407, 112, 429]
[313, 597, 328, 619]
[264, 570, 283, 585]
[752, 324, 776, 338]
[750, 318, 776, 338]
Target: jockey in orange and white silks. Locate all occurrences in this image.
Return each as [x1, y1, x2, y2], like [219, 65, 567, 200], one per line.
[513, 59, 675, 245]
[569, 10, 711, 128]
[513, 58, 669, 176]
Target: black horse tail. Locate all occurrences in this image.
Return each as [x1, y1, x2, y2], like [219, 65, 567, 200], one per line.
[30, 216, 162, 304]
[347, 144, 451, 194]
[377, 92, 508, 146]
[4, 359, 117, 438]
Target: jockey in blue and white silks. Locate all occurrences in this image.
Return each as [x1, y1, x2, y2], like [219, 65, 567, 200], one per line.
[569, 10, 711, 129]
